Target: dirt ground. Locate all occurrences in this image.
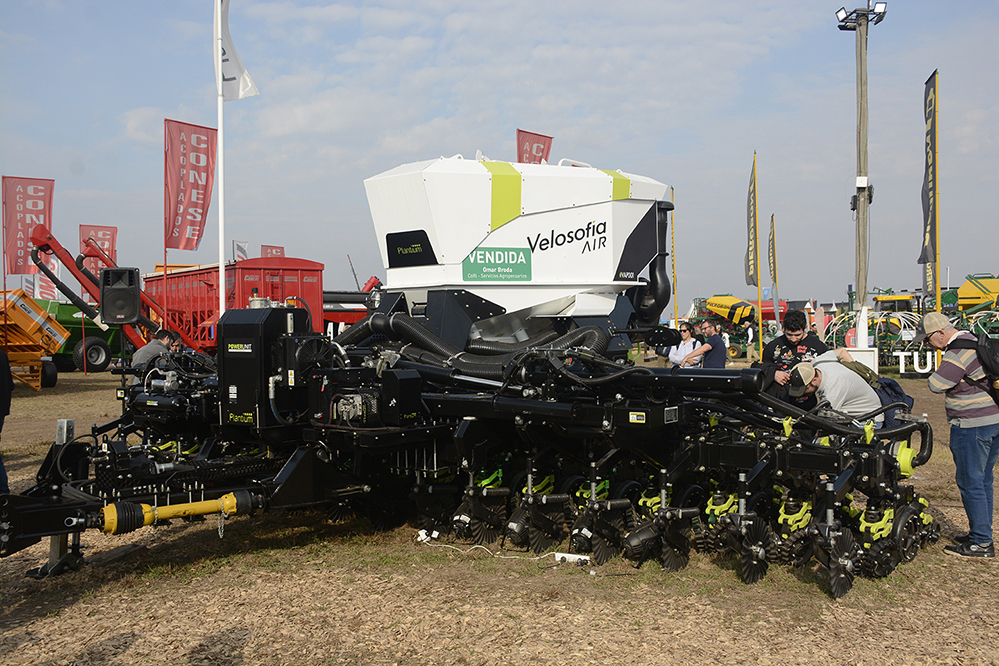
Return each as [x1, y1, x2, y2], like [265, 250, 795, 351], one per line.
[1, 369, 997, 666]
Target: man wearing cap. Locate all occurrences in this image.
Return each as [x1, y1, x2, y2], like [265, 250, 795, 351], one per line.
[759, 309, 829, 410]
[919, 311, 998, 559]
[788, 350, 883, 426]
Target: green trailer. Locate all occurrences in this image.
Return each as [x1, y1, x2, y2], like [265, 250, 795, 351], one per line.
[35, 298, 126, 372]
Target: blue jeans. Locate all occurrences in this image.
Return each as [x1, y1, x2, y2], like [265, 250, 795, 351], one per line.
[949, 422, 999, 544]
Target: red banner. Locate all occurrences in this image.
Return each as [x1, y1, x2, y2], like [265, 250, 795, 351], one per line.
[35, 255, 59, 300]
[80, 224, 118, 286]
[164, 119, 217, 251]
[516, 129, 553, 164]
[262, 245, 285, 257]
[2, 176, 54, 274]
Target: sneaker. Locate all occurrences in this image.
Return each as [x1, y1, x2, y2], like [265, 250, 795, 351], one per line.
[952, 533, 971, 545]
[944, 542, 995, 558]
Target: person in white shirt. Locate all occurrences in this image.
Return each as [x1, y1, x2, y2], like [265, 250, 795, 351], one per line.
[666, 323, 702, 368]
[788, 350, 883, 427]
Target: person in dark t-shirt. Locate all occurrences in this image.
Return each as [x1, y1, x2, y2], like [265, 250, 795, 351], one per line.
[683, 320, 727, 369]
[758, 309, 828, 409]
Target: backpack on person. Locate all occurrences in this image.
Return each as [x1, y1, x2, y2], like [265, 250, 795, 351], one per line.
[948, 333, 999, 406]
[840, 360, 915, 429]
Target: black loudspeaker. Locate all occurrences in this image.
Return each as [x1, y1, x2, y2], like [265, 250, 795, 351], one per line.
[100, 267, 142, 325]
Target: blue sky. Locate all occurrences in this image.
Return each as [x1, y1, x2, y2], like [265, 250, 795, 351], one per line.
[1, 1, 996, 308]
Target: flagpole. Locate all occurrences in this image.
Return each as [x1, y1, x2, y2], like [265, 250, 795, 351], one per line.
[215, 0, 226, 322]
[770, 214, 781, 333]
[670, 186, 678, 323]
[1, 188, 8, 349]
[933, 74, 940, 313]
[163, 118, 173, 332]
[753, 154, 763, 358]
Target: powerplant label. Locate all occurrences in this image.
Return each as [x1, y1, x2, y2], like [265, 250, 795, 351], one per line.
[462, 247, 531, 281]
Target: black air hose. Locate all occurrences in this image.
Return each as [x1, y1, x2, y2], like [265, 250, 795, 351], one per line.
[345, 312, 611, 381]
[31, 248, 101, 319]
[74, 255, 100, 289]
[465, 330, 560, 355]
[332, 313, 375, 346]
[368, 313, 463, 358]
[635, 253, 672, 325]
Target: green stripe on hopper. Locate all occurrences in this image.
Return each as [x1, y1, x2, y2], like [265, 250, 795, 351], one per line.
[599, 170, 632, 201]
[482, 162, 522, 231]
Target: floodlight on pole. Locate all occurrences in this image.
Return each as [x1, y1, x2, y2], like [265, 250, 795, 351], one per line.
[835, 3, 887, 309]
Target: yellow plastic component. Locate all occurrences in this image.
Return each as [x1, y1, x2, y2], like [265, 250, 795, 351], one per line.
[521, 475, 555, 496]
[476, 469, 503, 488]
[895, 441, 916, 478]
[638, 489, 661, 514]
[864, 421, 876, 444]
[706, 493, 737, 520]
[859, 507, 894, 547]
[778, 500, 812, 533]
[782, 416, 794, 437]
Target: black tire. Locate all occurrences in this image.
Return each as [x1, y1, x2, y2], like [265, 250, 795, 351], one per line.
[73, 337, 112, 372]
[727, 344, 743, 359]
[40, 360, 58, 388]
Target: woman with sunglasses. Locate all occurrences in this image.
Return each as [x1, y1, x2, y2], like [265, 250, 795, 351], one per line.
[667, 323, 702, 368]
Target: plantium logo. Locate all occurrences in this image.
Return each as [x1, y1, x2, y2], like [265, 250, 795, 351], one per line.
[397, 243, 424, 256]
[463, 247, 531, 281]
[386, 230, 438, 268]
[227, 342, 253, 353]
[527, 220, 607, 255]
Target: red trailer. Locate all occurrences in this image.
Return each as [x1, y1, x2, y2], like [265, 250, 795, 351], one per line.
[143, 257, 325, 351]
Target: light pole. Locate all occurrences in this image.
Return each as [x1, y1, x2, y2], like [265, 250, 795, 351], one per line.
[837, 2, 887, 309]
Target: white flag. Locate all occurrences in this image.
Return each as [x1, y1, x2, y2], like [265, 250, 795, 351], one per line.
[214, 0, 259, 101]
[233, 240, 249, 261]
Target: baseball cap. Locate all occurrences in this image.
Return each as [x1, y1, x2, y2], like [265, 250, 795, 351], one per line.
[914, 312, 950, 344]
[788, 362, 816, 398]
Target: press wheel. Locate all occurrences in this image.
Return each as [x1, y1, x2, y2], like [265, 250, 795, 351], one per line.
[738, 520, 775, 585]
[661, 523, 692, 572]
[469, 496, 508, 545]
[862, 539, 898, 578]
[828, 530, 859, 599]
[528, 503, 566, 554]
